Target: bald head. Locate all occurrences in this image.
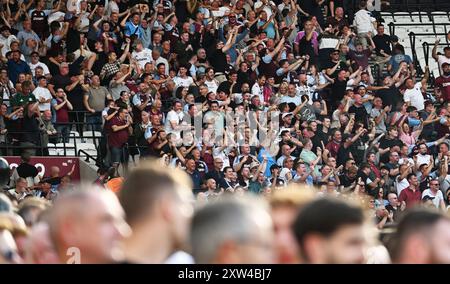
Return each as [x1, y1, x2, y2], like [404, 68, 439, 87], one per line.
[190, 196, 274, 264]
[48, 186, 130, 264]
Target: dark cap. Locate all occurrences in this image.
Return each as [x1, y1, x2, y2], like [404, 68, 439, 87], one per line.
[390, 35, 399, 42]
[422, 195, 435, 202]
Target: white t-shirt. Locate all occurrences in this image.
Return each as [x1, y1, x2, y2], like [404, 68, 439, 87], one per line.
[254, 1, 276, 18]
[173, 76, 194, 88]
[132, 48, 153, 70]
[403, 82, 425, 111]
[66, 0, 81, 13]
[205, 79, 219, 94]
[210, 6, 231, 17]
[437, 55, 450, 75]
[353, 9, 376, 34]
[396, 176, 410, 195]
[251, 83, 264, 103]
[106, 1, 119, 16]
[47, 11, 65, 24]
[33, 86, 52, 111]
[165, 110, 184, 138]
[29, 61, 50, 76]
[416, 153, 431, 166]
[422, 189, 444, 209]
[0, 34, 17, 57]
[280, 94, 301, 105]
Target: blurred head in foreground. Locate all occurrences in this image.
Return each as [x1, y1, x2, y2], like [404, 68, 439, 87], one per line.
[269, 186, 315, 264]
[48, 186, 130, 264]
[390, 208, 450, 264]
[119, 160, 194, 263]
[293, 197, 366, 264]
[190, 195, 275, 264]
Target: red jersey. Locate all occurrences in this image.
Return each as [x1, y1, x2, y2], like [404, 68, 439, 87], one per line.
[435, 75, 450, 102]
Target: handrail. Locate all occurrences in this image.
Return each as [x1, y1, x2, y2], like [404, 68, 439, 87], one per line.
[78, 149, 104, 168]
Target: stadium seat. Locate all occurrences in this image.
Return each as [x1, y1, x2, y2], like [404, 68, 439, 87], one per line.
[410, 12, 431, 23]
[78, 143, 98, 158]
[393, 12, 412, 23]
[55, 143, 76, 156]
[69, 130, 83, 146]
[82, 131, 102, 145]
[47, 143, 58, 156]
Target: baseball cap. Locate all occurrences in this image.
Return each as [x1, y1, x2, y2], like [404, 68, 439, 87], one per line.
[249, 161, 260, 169]
[422, 195, 435, 202]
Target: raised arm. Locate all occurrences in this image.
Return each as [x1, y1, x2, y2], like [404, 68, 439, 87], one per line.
[119, 38, 131, 63]
[432, 38, 440, 61]
[120, 10, 131, 28]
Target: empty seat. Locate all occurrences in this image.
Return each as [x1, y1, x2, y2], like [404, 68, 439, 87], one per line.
[78, 143, 98, 158]
[431, 12, 450, 23]
[47, 143, 58, 156]
[82, 131, 102, 138]
[393, 12, 412, 23]
[55, 143, 76, 156]
[410, 12, 431, 23]
[82, 131, 102, 145]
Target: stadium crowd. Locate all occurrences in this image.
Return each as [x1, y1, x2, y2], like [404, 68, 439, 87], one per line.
[0, 0, 450, 264]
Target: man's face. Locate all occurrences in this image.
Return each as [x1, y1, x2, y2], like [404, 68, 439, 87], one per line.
[318, 224, 366, 264]
[197, 49, 206, 59]
[207, 179, 216, 189]
[419, 144, 428, 154]
[390, 152, 399, 162]
[377, 26, 384, 35]
[272, 206, 299, 263]
[39, 78, 47, 87]
[258, 76, 266, 86]
[12, 52, 20, 62]
[356, 44, 363, 52]
[174, 102, 182, 112]
[225, 168, 234, 179]
[23, 21, 32, 31]
[439, 144, 449, 153]
[388, 193, 399, 206]
[406, 79, 414, 89]
[186, 159, 196, 171]
[445, 49, 450, 58]
[119, 109, 128, 120]
[409, 175, 418, 187]
[71, 193, 130, 263]
[60, 65, 69, 76]
[150, 114, 160, 125]
[389, 128, 398, 138]
[1, 29, 10, 38]
[91, 75, 100, 86]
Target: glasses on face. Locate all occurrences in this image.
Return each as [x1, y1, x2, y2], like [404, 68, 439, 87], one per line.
[431, 183, 439, 186]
